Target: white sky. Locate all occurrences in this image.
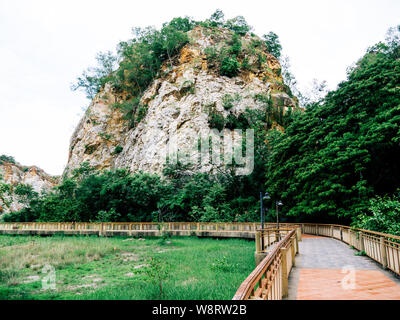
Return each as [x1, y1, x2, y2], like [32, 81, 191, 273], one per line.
[0, 0, 399, 175]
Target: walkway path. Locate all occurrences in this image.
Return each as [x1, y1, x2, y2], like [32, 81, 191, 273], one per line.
[287, 235, 400, 300]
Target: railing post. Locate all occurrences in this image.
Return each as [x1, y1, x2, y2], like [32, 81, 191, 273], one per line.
[349, 230, 352, 246]
[316, 225, 319, 236]
[380, 237, 387, 269]
[255, 231, 267, 266]
[351, 230, 355, 247]
[330, 225, 334, 238]
[255, 231, 261, 254]
[291, 237, 296, 266]
[360, 232, 365, 252]
[296, 227, 302, 242]
[280, 247, 288, 298]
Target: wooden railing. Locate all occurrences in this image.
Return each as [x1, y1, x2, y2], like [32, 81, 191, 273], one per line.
[300, 223, 400, 276]
[255, 226, 302, 253]
[0, 221, 260, 233]
[233, 228, 298, 300]
[0, 221, 300, 234]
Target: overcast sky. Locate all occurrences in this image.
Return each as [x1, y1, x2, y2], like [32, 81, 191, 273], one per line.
[0, 0, 399, 175]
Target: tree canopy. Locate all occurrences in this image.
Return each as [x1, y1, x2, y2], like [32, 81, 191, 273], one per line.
[265, 26, 400, 223]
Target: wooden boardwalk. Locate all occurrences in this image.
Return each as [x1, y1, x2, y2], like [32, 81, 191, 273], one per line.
[286, 235, 400, 300]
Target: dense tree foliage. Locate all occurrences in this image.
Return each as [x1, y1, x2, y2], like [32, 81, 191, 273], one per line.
[265, 26, 400, 224]
[3, 162, 263, 223]
[353, 193, 400, 236]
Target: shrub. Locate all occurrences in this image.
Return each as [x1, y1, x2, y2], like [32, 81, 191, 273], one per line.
[241, 57, 251, 71]
[352, 195, 400, 236]
[224, 113, 250, 130]
[99, 132, 112, 140]
[0, 155, 16, 165]
[113, 146, 123, 155]
[97, 208, 121, 222]
[222, 94, 235, 110]
[210, 255, 238, 272]
[225, 16, 251, 36]
[204, 46, 218, 68]
[136, 105, 149, 123]
[208, 110, 225, 131]
[228, 34, 242, 55]
[180, 80, 195, 95]
[134, 256, 171, 298]
[220, 56, 240, 77]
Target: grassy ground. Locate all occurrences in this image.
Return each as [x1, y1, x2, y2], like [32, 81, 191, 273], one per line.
[0, 235, 255, 300]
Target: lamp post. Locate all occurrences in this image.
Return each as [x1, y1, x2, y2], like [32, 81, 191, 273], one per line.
[276, 200, 283, 240]
[260, 191, 270, 250]
[260, 192, 270, 230]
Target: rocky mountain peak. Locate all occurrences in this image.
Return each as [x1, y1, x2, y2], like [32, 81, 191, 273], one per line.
[65, 24, 298, 176]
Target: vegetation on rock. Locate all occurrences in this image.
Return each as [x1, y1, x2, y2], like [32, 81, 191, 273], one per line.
[0, 155, 16, 165]
[71, 10, 288, 128]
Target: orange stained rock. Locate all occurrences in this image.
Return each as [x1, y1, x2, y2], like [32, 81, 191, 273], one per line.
[179, 46, 196, 64]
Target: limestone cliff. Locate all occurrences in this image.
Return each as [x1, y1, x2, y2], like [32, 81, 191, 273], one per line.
[65, 26, 298, 176]
[0, 160, 58, 215]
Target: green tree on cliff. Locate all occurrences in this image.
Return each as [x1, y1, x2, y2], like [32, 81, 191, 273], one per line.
[263, 32, 282, 59]
[265, 25, 400, 223]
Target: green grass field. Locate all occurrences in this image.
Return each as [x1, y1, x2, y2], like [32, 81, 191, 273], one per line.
[0, 235, 255, 300]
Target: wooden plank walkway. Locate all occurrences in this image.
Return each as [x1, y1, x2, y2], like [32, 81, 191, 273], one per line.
[286, 235, 400, 300]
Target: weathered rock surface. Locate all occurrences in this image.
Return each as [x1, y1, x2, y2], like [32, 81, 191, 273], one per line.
[65, 26, 298, 176]
[0, 160, 58, 215]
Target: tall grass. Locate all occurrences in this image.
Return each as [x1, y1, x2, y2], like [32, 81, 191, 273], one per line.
[0, 235, 255, 300]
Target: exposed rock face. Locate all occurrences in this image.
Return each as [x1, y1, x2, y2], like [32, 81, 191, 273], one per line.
[0, 161, 58, 215]
[65, 26, 298, 176]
